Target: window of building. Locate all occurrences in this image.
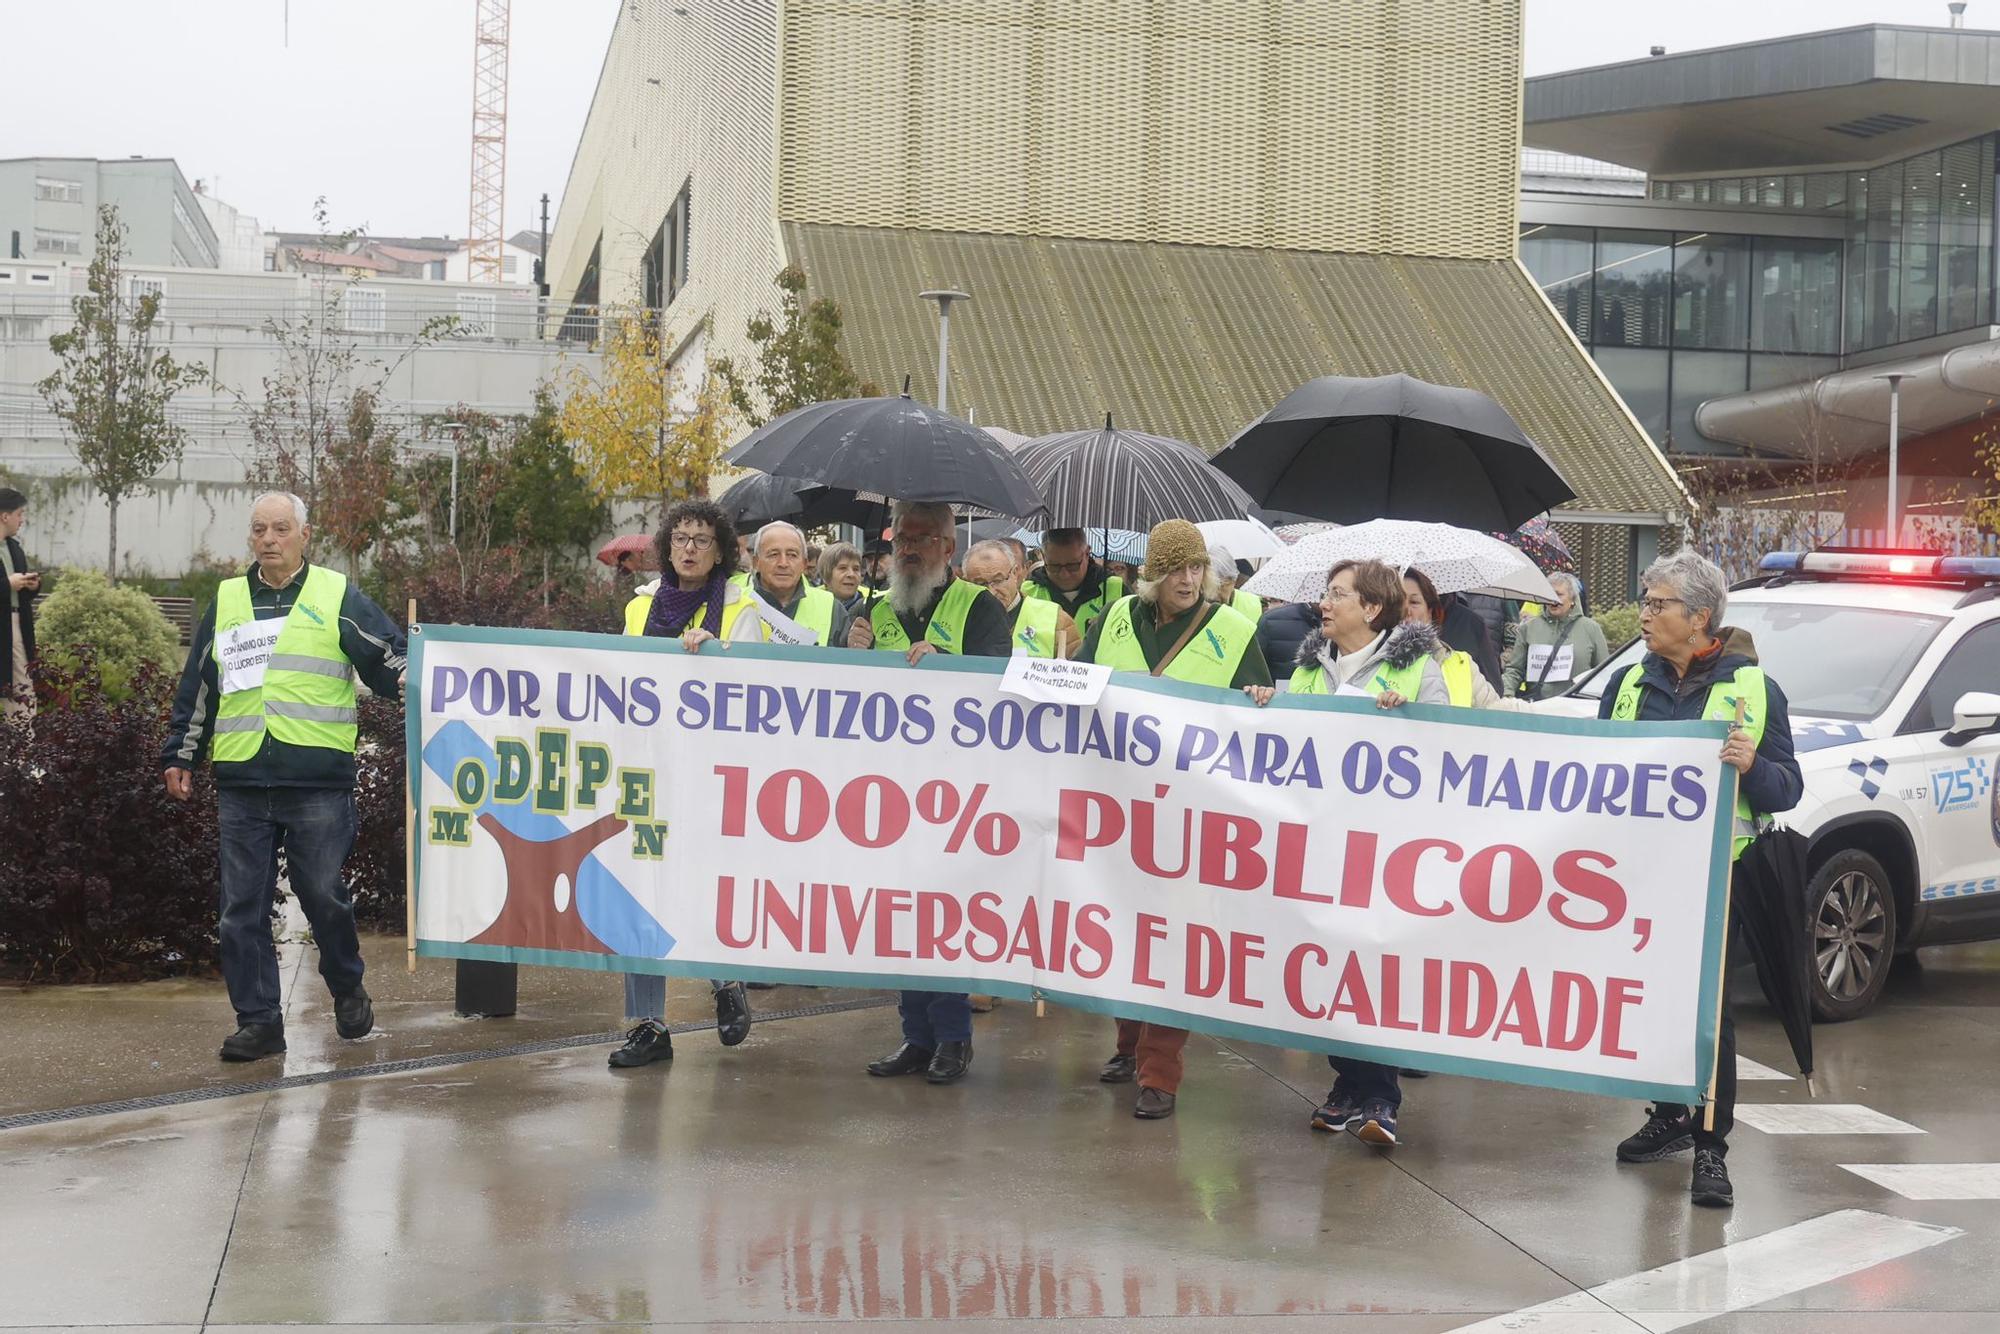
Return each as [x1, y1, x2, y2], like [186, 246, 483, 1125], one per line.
[1519, 224, 1593, 343]
[35, 229, 81, 255]
[1673, 233, 1751, 350]
[0, 269, 13, 284]
[640, 180, 693, 311]
[264, 252, 278, 272]
[28, 271, 52, 284]
[344, 287, 386, 332]
[456, 292, 496, 336]
[502, 254, 517, 277]
[1594, 230, 1673, 348]
[1751, 239, 1841, 355]
[35, 177, 83, 203]
[128, 276, 165, 304]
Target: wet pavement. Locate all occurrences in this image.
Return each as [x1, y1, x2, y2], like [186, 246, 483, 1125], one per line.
[3, 938, 1998, 1330]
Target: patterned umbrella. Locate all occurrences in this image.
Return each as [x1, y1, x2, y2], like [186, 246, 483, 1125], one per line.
[1014, 415, 1257, 530]
[1243, 518, 1557, 604]
[1274, 522, 1338, 546]
[1493, 516, 1578, 576]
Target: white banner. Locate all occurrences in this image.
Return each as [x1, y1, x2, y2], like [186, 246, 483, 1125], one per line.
[411, 627, 1736, 1101]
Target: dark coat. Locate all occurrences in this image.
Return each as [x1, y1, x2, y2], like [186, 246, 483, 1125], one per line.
[1439, 595, 1503, 691]
[1257, 602, 1316, 674]
[3, 535, 35, 662]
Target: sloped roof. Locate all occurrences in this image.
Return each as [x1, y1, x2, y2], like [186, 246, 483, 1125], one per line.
[783, 223, 1686, 520]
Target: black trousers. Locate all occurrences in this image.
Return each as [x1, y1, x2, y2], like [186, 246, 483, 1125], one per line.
[1655, 915, 1739, 1154]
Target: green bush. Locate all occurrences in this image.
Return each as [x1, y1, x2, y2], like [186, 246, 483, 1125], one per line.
[1594, 602, 1642, 651]
[36, 568, 185, 699]
[123, 556, 239, 626]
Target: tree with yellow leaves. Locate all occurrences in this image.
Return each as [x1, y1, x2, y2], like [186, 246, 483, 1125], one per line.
[557, 310, 733, 518]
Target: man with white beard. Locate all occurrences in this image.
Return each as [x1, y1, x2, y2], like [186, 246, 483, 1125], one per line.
[846, 500, 1011, 1084]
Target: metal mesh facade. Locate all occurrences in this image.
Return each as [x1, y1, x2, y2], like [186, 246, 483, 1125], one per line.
[777, 0, 1522, 261]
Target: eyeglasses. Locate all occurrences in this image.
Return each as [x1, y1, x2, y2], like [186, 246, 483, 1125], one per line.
[668, 532, 715, 550]
[965, 573, 1013, 591]
[1323, 586, 1355, 603]
[892, 532, 947, 548]
[1043, 559, 1086, 575]
[1640, 596, 1685, 616]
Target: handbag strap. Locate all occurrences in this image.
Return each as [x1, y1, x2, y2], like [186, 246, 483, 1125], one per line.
[1529, 616, 1579, 694]
[1150, 604, 1212, 678]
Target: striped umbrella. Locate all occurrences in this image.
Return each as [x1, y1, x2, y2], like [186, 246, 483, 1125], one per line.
[1014, 415, 1257, 531]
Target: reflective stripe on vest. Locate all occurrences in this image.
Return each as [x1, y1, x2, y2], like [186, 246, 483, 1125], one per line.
[872, 580, 981, 654]
[1230, 589, 1263, 624]
[622, 591, 757, 640]
[1011, 596, 1062, 658]
[1091, 597, 1255, 687]
[1612, 663, 1769, 860]
[211, 566, 356, 761]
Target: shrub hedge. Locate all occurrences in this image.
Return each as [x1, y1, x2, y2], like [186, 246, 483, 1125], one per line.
[35, 568, 186, 701]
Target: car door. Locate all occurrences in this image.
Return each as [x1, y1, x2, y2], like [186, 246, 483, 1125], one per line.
[1899, 616, 2000, 939]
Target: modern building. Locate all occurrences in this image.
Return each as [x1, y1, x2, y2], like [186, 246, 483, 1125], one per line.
[191, 182, 267, 274]
[1520, 20, 2000, 548]
[549, 0, 1689, 600]
[0, 157, 221, 270]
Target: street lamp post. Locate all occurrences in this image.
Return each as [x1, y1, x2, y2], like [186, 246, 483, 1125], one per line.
[918, 289, 971, 413]
[1877, 373, 1905, 545]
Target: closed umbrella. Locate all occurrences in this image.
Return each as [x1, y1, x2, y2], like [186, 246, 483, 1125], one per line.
[1736, 827, 1816, 1085]
[1213, 373, 1575, 529]
[1014, 415, 1256, 530]
[1243, 518, 1557, 605]
[726, 388, 1047, 521]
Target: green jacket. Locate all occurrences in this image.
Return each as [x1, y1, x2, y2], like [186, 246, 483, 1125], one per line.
[1502, 607, 1610, 700]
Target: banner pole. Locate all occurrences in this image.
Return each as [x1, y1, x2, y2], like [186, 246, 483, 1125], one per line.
[1704, 696, 1749, 1132]
[405, 600, 419, 975]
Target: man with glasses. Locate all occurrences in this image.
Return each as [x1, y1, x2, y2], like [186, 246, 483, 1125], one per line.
[1022, 528, 1125, 640]
[962, 539, 1077, 659]
[846, 502, 1011, 1085]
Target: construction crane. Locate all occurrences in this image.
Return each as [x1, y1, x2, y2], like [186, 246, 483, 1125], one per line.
[465, 0, 510, 284]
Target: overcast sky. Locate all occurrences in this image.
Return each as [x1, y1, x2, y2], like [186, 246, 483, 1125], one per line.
[0, 1, 1963, 239]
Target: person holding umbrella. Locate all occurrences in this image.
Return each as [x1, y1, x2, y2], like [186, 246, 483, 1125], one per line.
[1022, 529, 1125, 640]
[1082, 520, 1273, 1119]
[963, 539, 1076, 658]
[609, 499, 759, 1070]
[850, 501, 1013, 1086]
[1503, 572, 1609, 701]
[1396, 567, 1535, 712]
[1597, 551, 1801, 1209]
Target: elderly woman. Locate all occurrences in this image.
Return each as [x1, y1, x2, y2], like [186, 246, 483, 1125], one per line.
[816, 541, 870, 621]
[1599, 551, 1802, 1210]
[1395, 567, 1536, 711]
[1080, 519, 1272, 1121]
[1503, 571, 1610, 700]
[609, 499, 762, 1072]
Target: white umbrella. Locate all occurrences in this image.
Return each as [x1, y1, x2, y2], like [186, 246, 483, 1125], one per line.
[1242, 518, 1557, 604]
[1195, 517, 1282, 560]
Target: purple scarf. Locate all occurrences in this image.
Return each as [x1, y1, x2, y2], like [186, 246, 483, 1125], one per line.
[644, 573, 726, 639]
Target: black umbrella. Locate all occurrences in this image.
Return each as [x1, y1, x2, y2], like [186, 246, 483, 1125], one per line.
[716, 472, 818, 529]
[1736, 825, 1816, 1086]
[726, 389, 1048, 522]
[1014, 414, 1256, 530]
[1212, 373, 1576, 530]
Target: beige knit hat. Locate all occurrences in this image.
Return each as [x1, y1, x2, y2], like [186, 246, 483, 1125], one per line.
[1142, 519, 1210, 581]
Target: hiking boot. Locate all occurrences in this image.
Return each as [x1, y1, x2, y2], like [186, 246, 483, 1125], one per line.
[1691, 1148, 1734, 1208]
[608, 1020, 673, 1068]
[1617, 1105, 1695, 1163]
[1099, 1053, 1137, 1084]
[1350, 1099, 1399, 1147]
[714, 982, 751, 1047]
[334, 987, 374, 1040]
[220, 1023, 286, 1062]
[1310, 1086, 1363, 1133]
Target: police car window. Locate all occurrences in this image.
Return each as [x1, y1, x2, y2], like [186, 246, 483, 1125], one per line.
[1903, 620, 2000, 735]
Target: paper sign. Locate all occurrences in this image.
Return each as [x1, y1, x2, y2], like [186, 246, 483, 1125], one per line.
[998, 654, 1113, 706]
[1335, 681, 1376, 699]
[1528, 644, 1576, 683]
[216, 620, 282, 694]
[749, 595, 820, 647]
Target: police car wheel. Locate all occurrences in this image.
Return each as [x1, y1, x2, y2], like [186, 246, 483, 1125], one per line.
[1807, 849, 1896, 1023]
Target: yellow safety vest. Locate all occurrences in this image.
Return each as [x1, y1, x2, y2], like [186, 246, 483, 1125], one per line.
[1289, 654, 1432, 700]
[211, 566, 357, 762]
[1439, 650, 1475, 707]
[871, 579, 982, 654]
[1229, 588, 1264, 624]
[1091, 597, 1256, 687]
[1010, 596, 1063, 658]
[1025, 573, 1124, 638]
[758, 585, 836, 644]
[623, 587, 758, 639]
[1612, 664, 1768, 861]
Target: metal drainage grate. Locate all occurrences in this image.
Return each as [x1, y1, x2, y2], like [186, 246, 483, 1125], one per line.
[0, 994, 897, 1132]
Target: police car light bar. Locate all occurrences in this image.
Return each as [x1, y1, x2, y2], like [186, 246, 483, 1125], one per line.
[1759, 550, 2000, 581]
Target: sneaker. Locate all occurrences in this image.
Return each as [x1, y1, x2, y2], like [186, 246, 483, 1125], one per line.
[1691, 1148, 1734, 1208]
[1350, 1099, 1399, 1147]
[1310, 1086, 1363, 1132]
[1617, 1104, 1695, 1163]
[608, 1020, 673, 1068]
[219, 1022, 286, 1063]
[334, 987, 374, 1040]
[714, 982, 751, 1047]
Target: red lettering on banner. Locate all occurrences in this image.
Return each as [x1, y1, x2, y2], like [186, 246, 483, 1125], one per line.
[1285, 943, 1328, 1019]
[1133, 914, 1168, 989]
[1463, 845, 1542, 924]
[1197, 813, 1264, 890]
[1601, 977, 1643, 1059]
[1494, 970, 1545, 1047]
[1270, 821, 1313, 901]
[1006, 899, 1047, 968]
[1329, 951, 1375, 1025]
[916, 891, 963, 961]
[1384, 839, 1461, 917]
[1186, 926, 1223, 999]
[1069, 904, 1113, 979]
[1338, 830, 1379, 908]
[763, 884, 805, 951]
[834, 885, 874, 953]
[1228, 933, 1265, 1009]
[807, 883, 829, 954]
[715, 765, 749, 837]
[1378, 955, 1419, 1031]
[1447, 961, 1497, 1037]
[965, 892, 1007, 963]
[1550, 850, 1628, 931]
[1420, 956, 1444, 1033]
[874, 888, 912, 959]
[1055, 789, 1122, 861]
[1048, 898, 1072, 968]
[716, 875, 757, 948]
[1548, 971, 1597, 1051]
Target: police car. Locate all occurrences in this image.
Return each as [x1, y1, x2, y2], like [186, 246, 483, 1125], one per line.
[1549, 549, 2000, 1022]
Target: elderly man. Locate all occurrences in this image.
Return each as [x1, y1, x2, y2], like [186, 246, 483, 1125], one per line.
[161, 493, 406, 1062]
[1081, 520, 1272, 1119]
[962, 538, 1076, 658]
[749, 521, 850, 646]
[847, 501, 1011, 1084]
[1503, 571, 1610, 700]
[0, 488, 39, 719]
[1022, 528, 1125, 640]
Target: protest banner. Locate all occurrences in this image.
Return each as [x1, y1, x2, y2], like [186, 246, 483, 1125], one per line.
[409, 625, 1736, 1102]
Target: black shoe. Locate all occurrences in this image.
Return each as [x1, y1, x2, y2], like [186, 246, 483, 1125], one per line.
[714, 982, 752, 1047]
[1310, 1085, 1363, 1133]
[220, 1022, 286, 1062]
[608, 1021, 673, 1068]
[333, 987, 374, 1040]
[1133, 1087, 1176, 1119]
[926, 1039, 972, 1084]
[867, 1042, 934, 1077]
[1691, 1148, 1734, 1208]
[1398, 1068, 1430, 1078]
[1617, 1104, 1695, 1163]
[1100, 1053, 1137, 1084]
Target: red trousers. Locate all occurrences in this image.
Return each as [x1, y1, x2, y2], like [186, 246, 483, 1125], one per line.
[1115, 1018, 1189, 1094]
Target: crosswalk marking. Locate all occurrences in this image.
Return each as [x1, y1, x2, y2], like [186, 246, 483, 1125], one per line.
[1735, 1055, 1791, 1081]
[1840, 1162, 2000, 1200]
[1733, 1103, 1925, 1135]
[1446, 1209, 1962, 1332]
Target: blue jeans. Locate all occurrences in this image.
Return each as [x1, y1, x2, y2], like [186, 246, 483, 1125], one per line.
[622, 973, 729, 1021]
[218, 786, 364, 1027]
[899, 990, 971, 1047]
[1329, 1057, 1401, 1111]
